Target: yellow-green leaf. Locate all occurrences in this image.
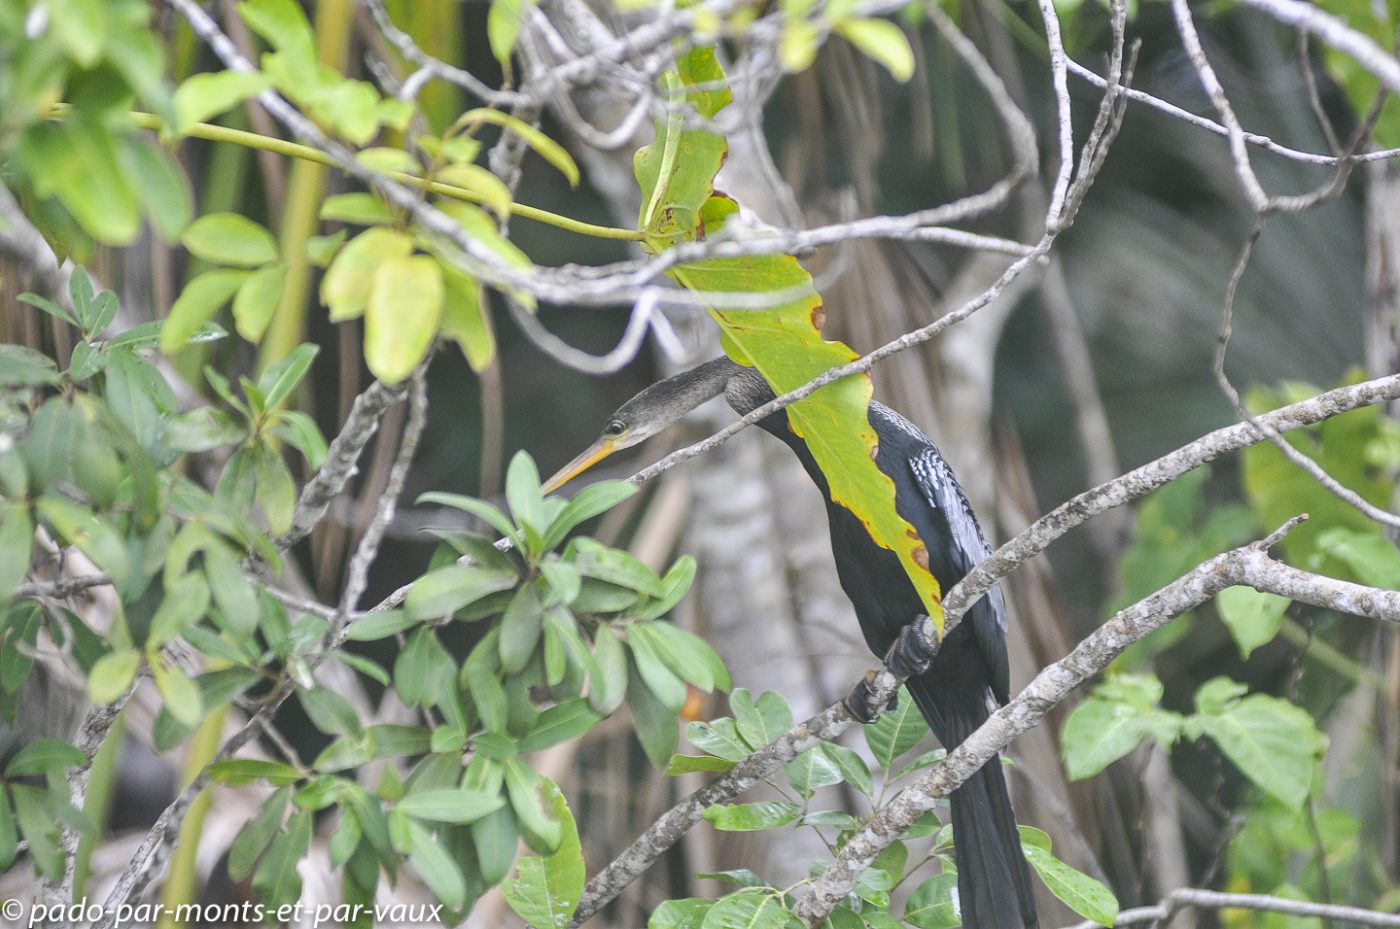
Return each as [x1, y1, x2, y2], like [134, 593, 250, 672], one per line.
[161, 269, 252, 354]
[321, 227, 413, 321]
[456, 109, 579, 187]
[174, 71, 272, 133]
[365, 255, 443, 384]
[437, 164, 514, 218]
[232, 264, 288, 343]
[181, 213, 280, 267]
[634, 47, 945, 631]
[834, 19, 915, 82]
[440, 264, 496, 372]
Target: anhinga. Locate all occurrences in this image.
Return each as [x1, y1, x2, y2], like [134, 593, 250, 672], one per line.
[545, 356, 1038, 929]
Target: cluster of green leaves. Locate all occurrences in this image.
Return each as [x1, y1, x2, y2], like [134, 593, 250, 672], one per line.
[152, 0, 587, 385]
[0, 0, 189, 254]
[1310, 0, 1400, 148]
[0, 275, 330, 871]
[203, 451, 719, 920]
[669, 687, 1118, 928]
[1063, 674, 1327, 810]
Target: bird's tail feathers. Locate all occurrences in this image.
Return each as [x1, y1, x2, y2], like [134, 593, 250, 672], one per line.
[907, 680, 1039, 929]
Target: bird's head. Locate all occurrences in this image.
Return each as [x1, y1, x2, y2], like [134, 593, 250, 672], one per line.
[543, 357, 745, 493]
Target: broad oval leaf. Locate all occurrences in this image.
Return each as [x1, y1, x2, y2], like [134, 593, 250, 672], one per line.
[321, 227, 413, 322]
[364, 254, 442, 384]
[181, 212, 279, 267]
[161, 269, 251, 354]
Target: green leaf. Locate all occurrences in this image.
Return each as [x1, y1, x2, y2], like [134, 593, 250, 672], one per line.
[161, 269, 251, 353]
[181, 212, 279, 267]
[0, 503, 34, 600]
[456, 109, 580, 187]
[687, 718, 750, 762]
[232, 263, 288, 343]
[1187, 678, 1326, 810]
[257, 343, 319, 409]
[209, 758, 301, 786]
[321, 192, 394, 226]
[407, 818, 467, 909]
[253, 808, 312, 911]
[437, 163, 515, 218]
[36, 494, 129, 583]
[321, 227, 414, 322]
[649, 899, 716, 929]
[699, 891, 791, 929]
[1061, 698, 1150, 781]
[785, 746, 843, 798]
[500, 584, 545, 674]
[702, 801, 801, 832]
[731, 689, 793, 749]
[1314, 528, 1400, 588]
[440, 264, 495, 373]
[269, 410, 328, 469]
[150, 656, 204, 729]
[66, 340, 103, 380]
[502, 777, 584, 928]
[665, 754, 737, 775]
[5, 739, 84, 778]
[49, 0, 108, 66]
[21, 118, 139, 245]
[203, 540, 258, 640]
[543, 480, 637, 549]
[865, 687, 928, 770]
[820, 744, 873, 797]
[487, 0, 529, 70]
[298, 685, 363, 738]
[17, 292, 78, 328]
[148, 571, 211, 648]
[834, 19, 915, 81]
[518, 698, 602, 752]
[174, 70, 271, 133]
[505, 451, 546, 536]
[505, 758, 562, 852]
[627, 662, 678, 768]
[589, 624, 628, 715]
[88, 648, 140, 704]
[254, 443, 296, 536]
[902, 873, 960, 929]
[398, 789, 505, 824]
[120, 141, 193, 243]
[1216, 586, 1290, 659]
[365, 254, 442, 385]
[345, 609, 416, 641]
[407, 564, 519, 620]
[629, 628, 687, 714]
[1020, 827, 1119, 926]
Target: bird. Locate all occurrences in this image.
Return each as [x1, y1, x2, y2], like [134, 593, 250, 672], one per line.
[544, 355, 1038, 929]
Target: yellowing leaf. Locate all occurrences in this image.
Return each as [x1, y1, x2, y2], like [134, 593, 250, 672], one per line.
[635, 48, 945, 631]
[321, 227, 413, 321]
[365, 255, 443, 384]
[835, 18, 915, 82]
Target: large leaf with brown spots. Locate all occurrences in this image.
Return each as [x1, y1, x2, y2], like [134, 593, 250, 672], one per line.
[634, 47, 944, 632]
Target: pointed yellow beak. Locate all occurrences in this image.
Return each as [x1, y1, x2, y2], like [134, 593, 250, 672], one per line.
[543, 437, 620, 493]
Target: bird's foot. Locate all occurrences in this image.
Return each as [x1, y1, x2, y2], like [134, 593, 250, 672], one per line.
[883, 617, 939, 679]
[843, 672, 899, 724]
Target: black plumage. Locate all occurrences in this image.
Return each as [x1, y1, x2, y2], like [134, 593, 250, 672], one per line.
[546, 357, 1038, 929]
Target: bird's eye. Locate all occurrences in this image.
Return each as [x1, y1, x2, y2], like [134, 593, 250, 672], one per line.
[605, 420, 626, 437]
